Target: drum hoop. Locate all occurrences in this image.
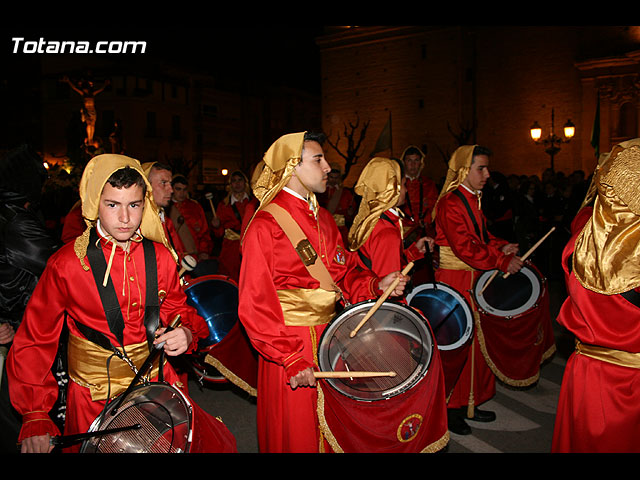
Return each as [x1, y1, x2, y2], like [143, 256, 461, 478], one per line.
[81, 382, 193, 453]
[406, 282, 474, 351]
[473, 265, 542, 318]
[184, 273, 239, 290]
[318, 300, 434, 402]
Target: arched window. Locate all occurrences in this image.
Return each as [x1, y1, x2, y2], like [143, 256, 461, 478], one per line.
[618, 101, 637, 139]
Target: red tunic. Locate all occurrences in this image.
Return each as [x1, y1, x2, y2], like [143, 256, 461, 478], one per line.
[434, 186, 510, 406]
[212, 195, 258, 282]
[552, 231, 640, 453]
[239, 190, 380, 453]
[402, 175, 439, 236]
[60, 203, 84, 244]
[7, 232, 236, 452]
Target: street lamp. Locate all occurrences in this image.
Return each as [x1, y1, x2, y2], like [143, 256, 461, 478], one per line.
[530, 108, 575, 171]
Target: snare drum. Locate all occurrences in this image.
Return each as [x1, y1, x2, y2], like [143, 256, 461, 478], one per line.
[317, 300, 434, 402]
[80, 382, 192, 453]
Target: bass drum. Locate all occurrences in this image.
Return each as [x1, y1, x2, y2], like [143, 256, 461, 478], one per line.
[317, 300, 434, 402]
[184, 274, 239, 383]
[406, 282, 474, 352]
[80, 383, 192, 453]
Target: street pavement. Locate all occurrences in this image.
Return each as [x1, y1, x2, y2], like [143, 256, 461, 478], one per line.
[188, 279, 573, 454]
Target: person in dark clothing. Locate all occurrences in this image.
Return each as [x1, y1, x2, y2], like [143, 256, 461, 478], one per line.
[0, 145, 59, 453]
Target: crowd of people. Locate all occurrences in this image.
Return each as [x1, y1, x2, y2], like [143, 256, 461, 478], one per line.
[0, 130, 637, 454]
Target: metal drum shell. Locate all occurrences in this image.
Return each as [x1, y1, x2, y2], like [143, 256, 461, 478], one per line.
[80, 382, 193, 453]
[317, 300, 434, 402]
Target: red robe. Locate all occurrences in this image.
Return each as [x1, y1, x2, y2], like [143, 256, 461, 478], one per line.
[170, 198, 214, 257]
[239, 190, 381, 453]
[7, 231, 236, 453]
[434, 186, 511, 406]
[212, 195, 258, 282]
[402, 175, 439, 237]
[552, 231, 640, 453]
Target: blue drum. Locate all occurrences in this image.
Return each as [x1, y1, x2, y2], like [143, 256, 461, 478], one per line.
[183, 274, 239, 348]
[406, 282, 474, 352]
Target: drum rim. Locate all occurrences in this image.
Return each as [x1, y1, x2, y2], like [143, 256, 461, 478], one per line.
[406, 282, 474, 351]
[473, 264, 542, 318]
[81, 382, 193, 453]
[184, 273, 238, 290]
[317, 299, 434, 402]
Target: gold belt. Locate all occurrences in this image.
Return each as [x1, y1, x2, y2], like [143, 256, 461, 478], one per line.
[67, 333, 163, 401]
[277, 288, 338, 326]
[224, 228, 241, 241]
[575, 339, 640, 369]
[438, 246, 476, 271]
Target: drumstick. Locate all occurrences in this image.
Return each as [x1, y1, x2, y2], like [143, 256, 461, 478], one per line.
[479, 226, 556, 295]
[314, 371, 397, 379]
[350, 262, 414, 338]
[204, 192, 217, 219]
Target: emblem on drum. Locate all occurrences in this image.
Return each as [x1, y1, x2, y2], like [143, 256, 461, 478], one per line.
[397, 414, 423, 442]
[334, 245, 346, 265]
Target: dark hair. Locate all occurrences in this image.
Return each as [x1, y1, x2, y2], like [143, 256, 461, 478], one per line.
[473, 145, 492, 157]
[172, 175, 188, 186]
[107, 167, 147, 196]
[403, 146, 422, 159]
[151, 162, 172, 174]
[303, 131, 326, 146]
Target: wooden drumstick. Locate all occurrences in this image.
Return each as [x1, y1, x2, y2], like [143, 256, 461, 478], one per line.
[479, 226, 556, 295]
[204, 192, 217, 219]
[314, 371, 397, 379]
[350, 262, 414, 338]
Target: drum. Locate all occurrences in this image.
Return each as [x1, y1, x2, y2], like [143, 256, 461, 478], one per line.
[80, 383, 192, 453]
[184, 274, 238, 348]
[406, 282, 474, 352]
[184, 275, 239, 383]
[472, 263, 543, 319]
[317, 300, 434, 402]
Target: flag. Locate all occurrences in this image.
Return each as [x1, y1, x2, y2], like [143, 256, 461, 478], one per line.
[590, 96, 600, 158]
[371, 112, 392, 156]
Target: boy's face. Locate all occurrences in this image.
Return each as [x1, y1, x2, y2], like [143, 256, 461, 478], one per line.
[98, 182, 145, 245]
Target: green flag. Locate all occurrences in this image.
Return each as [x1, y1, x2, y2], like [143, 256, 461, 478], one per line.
[590, 96, 600, 158]
[371, 113, 392, 156]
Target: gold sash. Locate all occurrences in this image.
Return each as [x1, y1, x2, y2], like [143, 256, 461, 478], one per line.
[438, 246, 476, 271]
[67, 333, 163, 401]
[278, 288, 338, 326]
[575, 339, 640, 370]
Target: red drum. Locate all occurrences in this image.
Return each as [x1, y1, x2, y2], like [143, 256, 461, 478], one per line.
[183, 274, 259, 391]
[471, 262, 556, 386]
[316, 300, 448, 453]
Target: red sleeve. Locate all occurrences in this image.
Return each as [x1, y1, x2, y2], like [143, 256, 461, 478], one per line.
[436, 193, 511, 272]
[7, 253, 66, 440]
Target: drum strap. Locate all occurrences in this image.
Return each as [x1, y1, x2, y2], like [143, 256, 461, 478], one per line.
[262, 203, 340, 294]
[452, 190, 488, 243]
[78, 228, 160, 353]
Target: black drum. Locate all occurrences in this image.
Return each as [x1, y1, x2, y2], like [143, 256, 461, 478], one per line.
[80, 383, 192, 453]
[184, 274, 238, 348]
[317, 300, 434, 402]
[472, 264, 543, 320]
[406, 282, 474, 352]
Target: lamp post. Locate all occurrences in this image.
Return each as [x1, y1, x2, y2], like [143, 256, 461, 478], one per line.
[530, 108, 575, 172]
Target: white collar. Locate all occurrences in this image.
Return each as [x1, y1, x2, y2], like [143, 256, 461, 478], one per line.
[460, 183, 480, 196]
[283, 186, 315, 213]
[230, 192, 249, 205]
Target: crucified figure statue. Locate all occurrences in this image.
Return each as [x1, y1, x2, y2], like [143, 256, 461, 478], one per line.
[62, 75, 110, 147]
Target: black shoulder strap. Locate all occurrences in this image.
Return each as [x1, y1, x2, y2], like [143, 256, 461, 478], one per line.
[83, 228, 159, 351]
[452, 189, 488, 243]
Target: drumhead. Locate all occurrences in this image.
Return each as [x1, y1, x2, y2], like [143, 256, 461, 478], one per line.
[317, 301, 433, 402]
[473, 264, 542, 318]
[184, 274, 238, 347]
[406, 282, 474, 351]
[81, 383, 193, 453]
